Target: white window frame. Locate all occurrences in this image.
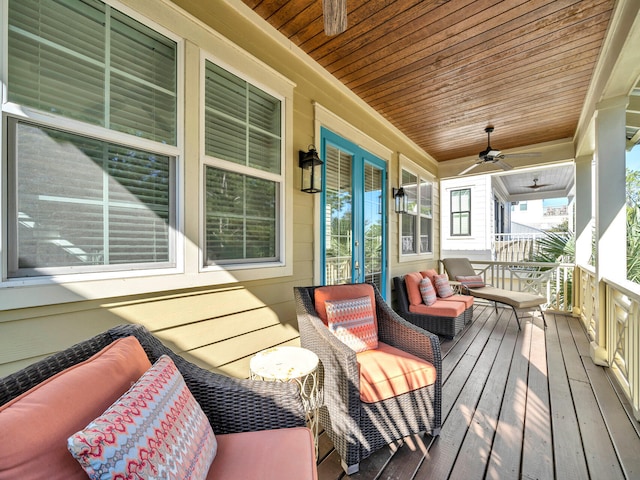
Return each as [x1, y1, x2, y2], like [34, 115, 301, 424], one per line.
[398, 154, 435, 262]
[198, 53, 291, 276]
[0, 0, 185, 307]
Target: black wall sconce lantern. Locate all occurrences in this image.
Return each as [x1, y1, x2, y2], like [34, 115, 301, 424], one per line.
[393, 187, 408, 214]
[299, 145, 323, 193]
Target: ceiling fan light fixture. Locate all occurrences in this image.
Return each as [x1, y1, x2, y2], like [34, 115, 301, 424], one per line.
[323, 0, 347, 35]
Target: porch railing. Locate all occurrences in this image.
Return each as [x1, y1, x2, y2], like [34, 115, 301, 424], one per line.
[493, 233, 544, 261]
[450, 259, 574, 313]
[575, 265, 640, 421]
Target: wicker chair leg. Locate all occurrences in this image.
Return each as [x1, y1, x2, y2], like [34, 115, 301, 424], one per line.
[341, 460, 359, 475]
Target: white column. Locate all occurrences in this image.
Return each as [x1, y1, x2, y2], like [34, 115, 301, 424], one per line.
[574, 155, 593, 267]
[592, 95, 628, 366]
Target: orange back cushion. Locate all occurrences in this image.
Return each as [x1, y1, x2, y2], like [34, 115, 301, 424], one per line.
[314, 284, 377, 326]
[420, 269, 439, 285]
[404, 272, 424, 306]
[0, 336, 152, 480]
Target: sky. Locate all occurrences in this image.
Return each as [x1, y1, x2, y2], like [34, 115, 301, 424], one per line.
[628, 144, 640, 171]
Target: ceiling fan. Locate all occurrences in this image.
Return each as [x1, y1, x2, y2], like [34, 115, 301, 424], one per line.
[524, 178, 552, 190]
[459, 126, 540, 175]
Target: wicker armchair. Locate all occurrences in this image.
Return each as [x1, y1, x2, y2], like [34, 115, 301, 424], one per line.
[0, 324, 307, 434]
[294, 284, 442, 474]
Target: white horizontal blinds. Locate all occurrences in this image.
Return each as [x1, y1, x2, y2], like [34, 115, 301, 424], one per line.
[324, 145, 352, 284]
[109, 9, 176, 143]
[204, 62, 281, 173]
[7, 0, 177, 144]
[8, 0, 106, 125]
[204, 167, 277, 262]
[248, 85, 281, 174]
[419, 179, 432, 253]
[13, 121, 172, 276]
[203, 61, 281, 264]
[401, 169, 417, 254]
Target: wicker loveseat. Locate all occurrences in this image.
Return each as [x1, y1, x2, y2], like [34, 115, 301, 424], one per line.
[294, 283, 441, 475]
[0, 324, 317, 479]
[393, 271, 474, 338]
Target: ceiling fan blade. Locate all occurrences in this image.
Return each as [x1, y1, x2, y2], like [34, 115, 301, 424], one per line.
[459, 161, 483, 175]
[323, 0, 347, 35]
[494, 159, 513, 171]
[503, 152, 542, 158]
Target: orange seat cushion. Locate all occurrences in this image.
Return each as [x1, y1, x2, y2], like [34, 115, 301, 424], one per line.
[404, 272, 425, 306]
[356, 342, 437, 403]
[314, 284, 377, 326]
[0, 336, 152, 480]
[207, 427, 317, 480]
[409, 299, 466, 317]
[438, 294, 474, 308]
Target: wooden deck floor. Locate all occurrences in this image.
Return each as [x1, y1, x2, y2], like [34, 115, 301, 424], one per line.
[315, 303, 640, 479]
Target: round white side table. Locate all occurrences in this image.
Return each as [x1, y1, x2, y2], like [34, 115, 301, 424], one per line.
[250, 346, 320, 457]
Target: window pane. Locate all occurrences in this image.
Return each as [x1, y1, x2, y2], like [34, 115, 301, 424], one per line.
[8, 0, 176, 144]
[204, 167, 277, 263]
[460, 189, 471, 210]
[402, 214, 417, 254]
[205, 61, 281, 173]
[12, 121, 173, 276]
[420, 217, 432, 253]
[420, 180, 432, 217]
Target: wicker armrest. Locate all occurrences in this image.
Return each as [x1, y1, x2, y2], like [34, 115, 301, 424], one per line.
[107, 324, 307, 435]
[294, 287, 362, 428]
[374, 288, 442, 371]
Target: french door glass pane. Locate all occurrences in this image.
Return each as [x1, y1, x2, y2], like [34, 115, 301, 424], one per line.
[324, 145, 352, 285]
[363, 163, 383, 287]
[204, 166, 277, 263]
[13, 122, 173, 276]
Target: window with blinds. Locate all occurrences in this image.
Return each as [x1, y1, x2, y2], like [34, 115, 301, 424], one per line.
[4, 0, 178, 278]
[7, 0, 177, 144]
[400, 168, 433, 255]
[203, 61, 282, 265]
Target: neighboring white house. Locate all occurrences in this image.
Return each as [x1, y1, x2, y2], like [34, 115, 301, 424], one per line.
[440, 174, 507, 260]
[440, 167, 573, 261]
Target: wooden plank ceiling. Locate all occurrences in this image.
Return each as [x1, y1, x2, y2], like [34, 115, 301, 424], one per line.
[241, 0, 615, 162]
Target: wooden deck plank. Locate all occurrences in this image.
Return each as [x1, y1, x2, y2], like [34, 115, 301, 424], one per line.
[448, 310, 520, 480]
[440, 304, 492, 380]
[521, 316, 554, 480]
[316, 311, 640, 480]
[546, 313, 590, 480]
[485, 311, 532, 480]
[566, 315, 626, 480]
[414, 310, 511, 478]
[583, 354, 640, 479]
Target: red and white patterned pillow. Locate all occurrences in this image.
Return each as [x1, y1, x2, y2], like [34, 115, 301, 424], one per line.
[455, 274, 485, 288]
[433, 274, 455, 298]
[419, 277, 437, 305]
[67, 355, 217, 480]
[325, 295, 378, 352]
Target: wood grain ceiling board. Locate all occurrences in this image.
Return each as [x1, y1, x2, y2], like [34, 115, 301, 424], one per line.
[242, 0, 616, 162]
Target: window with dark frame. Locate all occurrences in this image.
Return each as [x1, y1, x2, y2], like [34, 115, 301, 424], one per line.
[451, 188, 471, 236]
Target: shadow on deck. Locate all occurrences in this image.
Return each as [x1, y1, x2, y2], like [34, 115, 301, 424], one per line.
[316, 304, 640, 479]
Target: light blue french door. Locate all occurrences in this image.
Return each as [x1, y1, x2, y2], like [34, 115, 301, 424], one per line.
[320, 128, 388, 298]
